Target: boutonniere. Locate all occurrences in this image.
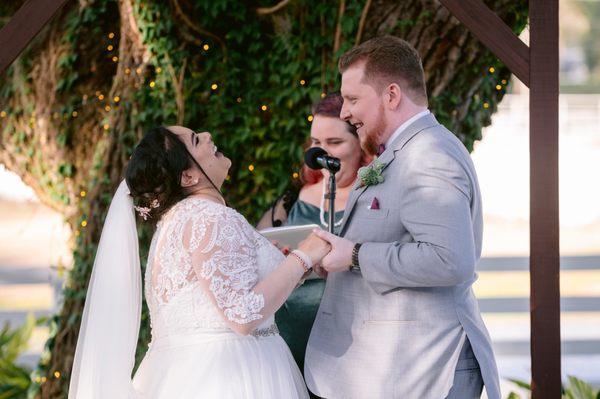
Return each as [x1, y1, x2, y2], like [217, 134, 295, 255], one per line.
[357, 157, 385, 188]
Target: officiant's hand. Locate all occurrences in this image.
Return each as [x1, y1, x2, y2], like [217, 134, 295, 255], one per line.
[298, 234, 331, 266]
[311, 229, 354, 273]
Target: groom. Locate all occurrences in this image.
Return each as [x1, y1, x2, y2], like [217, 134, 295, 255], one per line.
[305, 36, 500, 399]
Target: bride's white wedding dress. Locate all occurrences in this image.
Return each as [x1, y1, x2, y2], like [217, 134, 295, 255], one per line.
[131, 196, 308, 398]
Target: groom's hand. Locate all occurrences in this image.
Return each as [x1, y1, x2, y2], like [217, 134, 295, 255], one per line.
[312, 229, 354, 273]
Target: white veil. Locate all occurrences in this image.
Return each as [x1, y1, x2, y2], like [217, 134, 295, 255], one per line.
[69, 180, 142, 398]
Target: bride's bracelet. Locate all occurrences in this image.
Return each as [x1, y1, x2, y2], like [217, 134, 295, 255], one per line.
[289, 249, 312, 273]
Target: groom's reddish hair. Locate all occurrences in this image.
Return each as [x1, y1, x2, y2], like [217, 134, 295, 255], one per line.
[339, 35, 428, 106]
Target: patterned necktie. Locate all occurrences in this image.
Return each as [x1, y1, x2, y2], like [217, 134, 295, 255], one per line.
[377, 143, 386, 156]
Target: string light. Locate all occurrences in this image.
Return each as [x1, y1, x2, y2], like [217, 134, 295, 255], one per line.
[107, 45, 113, 51]
[292, 172, 299, 179]
[80, 191, 86, 197]
[260, 105, 268, 111]
[72, 111, 78, 118]
[488, 66, 495, 73]
[300, 79, 306, 85]
[307, 115, 313, 122]
[320, 92, 326, 98]
[103, 123, 110, 130]
[113, 96, 120, 103]
[112, 56, 119, 62]
[81, 220, 88, 227]
[136, 67, 142, 75]
[54, 371, 61, 379]
[108, 32, 115, 39]
[236, 97, 242, 103]
[156, 67, 162, 73]
[149, 81, 156, 88]
[483, 102, 490, 109]
[125, 68, 131, 75]
[41, 377, 47, 383]
[211, 83, 218, 90]
[105, 105, 111, 112]
[248, 164, 255, 172]
[98, 94, 105, 100]
[501, 79, 507, 85]
[203, 44, 210, 51]
[0, 111, 6, 118]
[495, 85, 502, 90]
[226, 175, 231, 181]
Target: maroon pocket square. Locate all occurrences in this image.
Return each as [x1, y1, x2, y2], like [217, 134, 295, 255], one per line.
[369, 197, 380, 210]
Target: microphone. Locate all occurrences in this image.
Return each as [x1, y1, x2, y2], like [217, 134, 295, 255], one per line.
[304, 147, 341, 173]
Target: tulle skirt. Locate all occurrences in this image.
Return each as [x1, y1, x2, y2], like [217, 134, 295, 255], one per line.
[132, 329, 309, 399]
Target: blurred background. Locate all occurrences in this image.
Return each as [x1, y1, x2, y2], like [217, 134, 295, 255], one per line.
[0, 0, 598, 397]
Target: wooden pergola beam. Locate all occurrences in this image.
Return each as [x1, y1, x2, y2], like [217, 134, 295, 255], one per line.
[0, 0, 70, 75]
[439, 0, 530, 87]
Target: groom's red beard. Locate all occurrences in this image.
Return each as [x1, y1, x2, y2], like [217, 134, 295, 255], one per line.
[360, 108, 388, 157]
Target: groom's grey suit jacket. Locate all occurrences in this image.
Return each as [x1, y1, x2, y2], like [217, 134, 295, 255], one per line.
[304, 114, 500, 399]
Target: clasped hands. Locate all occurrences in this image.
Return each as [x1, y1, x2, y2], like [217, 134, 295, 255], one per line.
[296, 229, 355, 279]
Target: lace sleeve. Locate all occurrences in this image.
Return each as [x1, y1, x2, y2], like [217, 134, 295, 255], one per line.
[183, 205, 265, 325]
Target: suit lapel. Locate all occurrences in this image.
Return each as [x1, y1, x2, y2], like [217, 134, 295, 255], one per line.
[339, 113, 440, 237]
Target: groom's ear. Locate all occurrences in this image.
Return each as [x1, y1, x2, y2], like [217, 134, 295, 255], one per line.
[385, 83, 402, 110]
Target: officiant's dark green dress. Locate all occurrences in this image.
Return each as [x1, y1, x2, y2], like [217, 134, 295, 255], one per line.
[275, 200, 344, 375]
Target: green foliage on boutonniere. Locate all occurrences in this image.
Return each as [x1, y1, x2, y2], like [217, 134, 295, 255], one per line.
[357, 158, 385, 187]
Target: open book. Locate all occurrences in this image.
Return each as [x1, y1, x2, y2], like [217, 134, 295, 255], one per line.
[259, 224, 320, 250]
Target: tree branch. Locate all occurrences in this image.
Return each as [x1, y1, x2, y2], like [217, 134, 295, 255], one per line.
[256, 0, 292, 15]
[355, 0, 372, 45]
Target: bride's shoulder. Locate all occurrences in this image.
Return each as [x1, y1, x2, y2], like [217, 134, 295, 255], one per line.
[168, 196, 245, 224]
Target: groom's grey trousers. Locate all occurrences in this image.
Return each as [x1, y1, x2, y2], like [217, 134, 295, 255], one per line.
[445, 338, 484, 399]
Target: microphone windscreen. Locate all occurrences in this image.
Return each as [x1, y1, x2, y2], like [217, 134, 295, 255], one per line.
[304, 147, 328, 170]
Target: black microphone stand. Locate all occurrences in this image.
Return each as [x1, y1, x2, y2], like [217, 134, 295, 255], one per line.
[325, 171, 337, 235]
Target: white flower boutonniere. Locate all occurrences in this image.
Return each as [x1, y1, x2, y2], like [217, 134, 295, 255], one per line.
[357, 157, 385, 188]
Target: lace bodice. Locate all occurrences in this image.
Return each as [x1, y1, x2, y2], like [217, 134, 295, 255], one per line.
[144, 197, 284, 340]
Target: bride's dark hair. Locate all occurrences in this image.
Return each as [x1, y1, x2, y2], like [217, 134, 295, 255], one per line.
[125, 126, 193, 222]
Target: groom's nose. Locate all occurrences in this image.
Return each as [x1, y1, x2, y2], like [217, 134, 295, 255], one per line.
[340, 104, 351, 121]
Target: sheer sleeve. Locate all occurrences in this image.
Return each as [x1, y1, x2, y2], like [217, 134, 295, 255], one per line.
[183, 205, 266, 326]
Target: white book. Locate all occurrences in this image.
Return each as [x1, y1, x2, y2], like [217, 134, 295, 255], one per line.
[259, 224, 320, 250]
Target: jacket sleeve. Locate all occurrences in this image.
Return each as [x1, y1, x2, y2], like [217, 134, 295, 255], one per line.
[359, 146, 477, 294]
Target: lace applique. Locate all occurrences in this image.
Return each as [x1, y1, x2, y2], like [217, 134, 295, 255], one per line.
[187, 202, 265, 324]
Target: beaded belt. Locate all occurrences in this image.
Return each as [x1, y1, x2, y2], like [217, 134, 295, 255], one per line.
[251, 324, 279, 338]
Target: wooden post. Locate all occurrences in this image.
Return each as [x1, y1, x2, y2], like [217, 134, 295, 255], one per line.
[0, 0, 70, 75]
[529, 0, 561, 397]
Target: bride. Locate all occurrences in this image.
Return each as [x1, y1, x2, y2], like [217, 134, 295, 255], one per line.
[68, 125, 330, 398]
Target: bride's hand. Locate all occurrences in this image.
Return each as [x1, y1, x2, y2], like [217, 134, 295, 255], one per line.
[297, 233, 331, 266]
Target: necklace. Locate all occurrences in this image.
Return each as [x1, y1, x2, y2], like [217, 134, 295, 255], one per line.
[319, 178, 343, 228]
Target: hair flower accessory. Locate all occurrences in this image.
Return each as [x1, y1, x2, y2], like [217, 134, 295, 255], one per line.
[134, 198, 160, 220]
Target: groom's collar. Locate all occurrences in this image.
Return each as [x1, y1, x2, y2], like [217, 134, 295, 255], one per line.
[385, 111, 440, 154]
[384, 109, 431, 149]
